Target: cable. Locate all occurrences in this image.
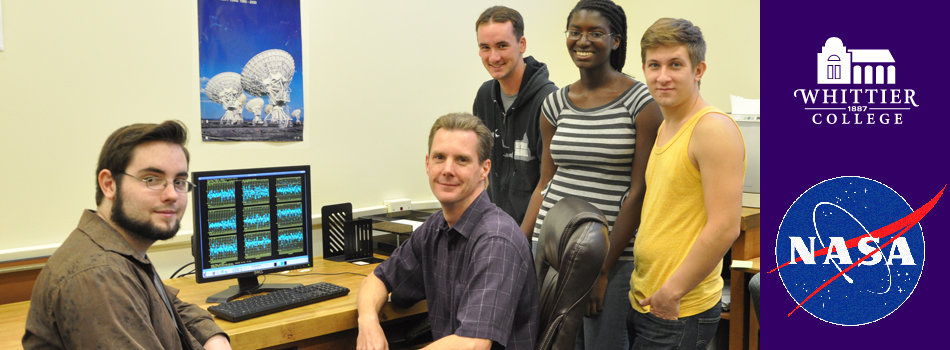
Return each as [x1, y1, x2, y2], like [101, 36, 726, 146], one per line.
[170, 262, 195, 279]
[242, 274, 267, 296]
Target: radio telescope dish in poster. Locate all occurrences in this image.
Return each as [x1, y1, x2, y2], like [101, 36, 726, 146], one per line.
[246, 97, 265, 125]
[292, 109, 301, 124]
[205, 72, 245, 125]
[242, 49, 295, 129]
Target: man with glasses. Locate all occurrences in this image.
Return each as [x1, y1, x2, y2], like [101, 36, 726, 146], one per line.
[473, 6, 556, 226]
[24, 121, 231, 350]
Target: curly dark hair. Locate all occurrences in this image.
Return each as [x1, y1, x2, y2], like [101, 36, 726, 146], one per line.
[566, 0, 628, 72]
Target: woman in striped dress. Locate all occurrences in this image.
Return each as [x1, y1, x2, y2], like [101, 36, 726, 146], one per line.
[520, 1, 663, 349]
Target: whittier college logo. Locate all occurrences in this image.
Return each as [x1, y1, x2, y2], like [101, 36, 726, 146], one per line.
[773, 177, 943, 325]
[794, 37, 919, 125]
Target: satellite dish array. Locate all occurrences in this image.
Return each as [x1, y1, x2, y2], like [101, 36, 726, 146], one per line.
[204, 49, 298, 128]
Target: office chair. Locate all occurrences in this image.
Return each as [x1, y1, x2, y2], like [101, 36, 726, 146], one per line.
[534, 197, 609, 350]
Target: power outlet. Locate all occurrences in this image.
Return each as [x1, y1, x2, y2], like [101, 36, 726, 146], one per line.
[384, 198, 412, 213]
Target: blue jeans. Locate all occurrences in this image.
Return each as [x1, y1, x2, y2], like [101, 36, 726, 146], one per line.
[626, 303, 721, 350]
[574, 260, 635, 350]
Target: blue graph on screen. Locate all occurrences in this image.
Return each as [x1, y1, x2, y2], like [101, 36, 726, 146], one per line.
[209, 235, 238, 265]
[242, 179, 270, 206]
[278, 228, 305, 254]
[243, 232, 272, 259]
[243, 205, 271, 232]
[276, 177, 302, 202]
[208, 208, 237, 235]
[207, 179, 236, 208]
[277, 203, 303, 228]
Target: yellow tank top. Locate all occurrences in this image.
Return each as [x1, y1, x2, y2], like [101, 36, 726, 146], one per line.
[629, 106, 745, 317]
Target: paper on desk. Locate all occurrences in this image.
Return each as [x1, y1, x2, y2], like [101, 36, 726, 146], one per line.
[393, 219, 424, 231]
[730, 95, 759, 115]
[731, 259, 754, 269]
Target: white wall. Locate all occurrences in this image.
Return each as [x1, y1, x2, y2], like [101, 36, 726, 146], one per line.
[0, 0, 758, 278]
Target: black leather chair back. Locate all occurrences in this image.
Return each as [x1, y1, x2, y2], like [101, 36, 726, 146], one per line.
[534, 197, 609, 350]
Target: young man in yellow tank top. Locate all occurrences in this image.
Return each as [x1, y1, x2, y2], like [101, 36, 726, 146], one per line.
[626, 18, 746, 349]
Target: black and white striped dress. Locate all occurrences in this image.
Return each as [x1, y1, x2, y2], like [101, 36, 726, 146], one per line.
[534, 81, 653, 260]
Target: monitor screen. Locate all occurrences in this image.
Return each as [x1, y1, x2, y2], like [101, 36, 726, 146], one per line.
[191, 165, 313, 302]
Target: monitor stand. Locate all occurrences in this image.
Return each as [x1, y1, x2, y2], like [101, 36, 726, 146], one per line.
[206, 275, 303, 303]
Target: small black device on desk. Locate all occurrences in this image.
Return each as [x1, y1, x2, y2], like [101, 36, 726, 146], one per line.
[207, 282, 349, 322]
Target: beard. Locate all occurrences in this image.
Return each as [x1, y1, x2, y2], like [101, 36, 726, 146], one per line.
[111, 189, 181, 241]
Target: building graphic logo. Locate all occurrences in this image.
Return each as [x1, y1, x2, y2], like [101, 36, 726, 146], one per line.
[773, 176, 942, 325]
[818, 37, 895, 85]
[794, 37, 918, 125]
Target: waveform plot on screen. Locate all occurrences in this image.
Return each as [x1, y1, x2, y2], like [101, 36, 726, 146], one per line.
[242, 179, 271, 206]
[209, 235, 238, 265]
[278, 228, 305, 254]
[243, 232, 272, 259]
[276, 177, 303, 202]
[208, 208, 237, 236]
[243, 205, 271, 232]
[277, 202, 303, 228]
[207, 179, 236, 209]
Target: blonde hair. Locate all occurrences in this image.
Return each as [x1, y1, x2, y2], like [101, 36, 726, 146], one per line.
[427, 113, 493, 163]
[640, 17, 705, 68]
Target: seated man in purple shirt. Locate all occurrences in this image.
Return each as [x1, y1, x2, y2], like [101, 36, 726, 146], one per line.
[356, 113, 539, 350]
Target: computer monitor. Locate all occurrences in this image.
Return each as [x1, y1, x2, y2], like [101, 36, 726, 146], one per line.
[191, 165, 314, 302]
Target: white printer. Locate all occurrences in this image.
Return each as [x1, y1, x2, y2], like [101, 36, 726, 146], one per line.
[731, 114, 760, 208]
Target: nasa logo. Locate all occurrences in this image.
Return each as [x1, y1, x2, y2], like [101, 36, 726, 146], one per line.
[775, 176, 942, 325]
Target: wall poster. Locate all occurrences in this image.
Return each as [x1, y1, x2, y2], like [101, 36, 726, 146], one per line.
[198, 0, 304, 142]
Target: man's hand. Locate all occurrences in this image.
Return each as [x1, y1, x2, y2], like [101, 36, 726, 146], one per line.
[357, 315, 389, 350]
[203, 334, 232, 350]
[357, 274, 391, 350]
[586, 272, 608, 317]
[638, 285, 681, 321]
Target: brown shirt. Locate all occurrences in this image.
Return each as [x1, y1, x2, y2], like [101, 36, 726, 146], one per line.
[23, 210, 227, 349]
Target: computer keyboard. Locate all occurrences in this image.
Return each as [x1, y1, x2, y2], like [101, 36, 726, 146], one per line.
[207, 282, 350, 322]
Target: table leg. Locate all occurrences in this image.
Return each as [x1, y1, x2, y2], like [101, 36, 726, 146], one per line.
[729, 270, 747, 350]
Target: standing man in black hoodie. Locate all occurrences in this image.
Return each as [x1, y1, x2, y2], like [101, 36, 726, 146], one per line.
[473, 6, 557, 229]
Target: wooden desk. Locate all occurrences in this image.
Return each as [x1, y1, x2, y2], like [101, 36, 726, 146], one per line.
[728, 208, 761, 350]
[0, 256, 427, 350]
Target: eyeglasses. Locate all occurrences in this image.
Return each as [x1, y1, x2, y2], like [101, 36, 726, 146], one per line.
[565, 30, 614, 42]
[121, 173, 195, 193]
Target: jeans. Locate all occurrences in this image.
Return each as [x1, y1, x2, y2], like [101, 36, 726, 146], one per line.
[626, 303, 721, 350]
[574, 260, 635, 350]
